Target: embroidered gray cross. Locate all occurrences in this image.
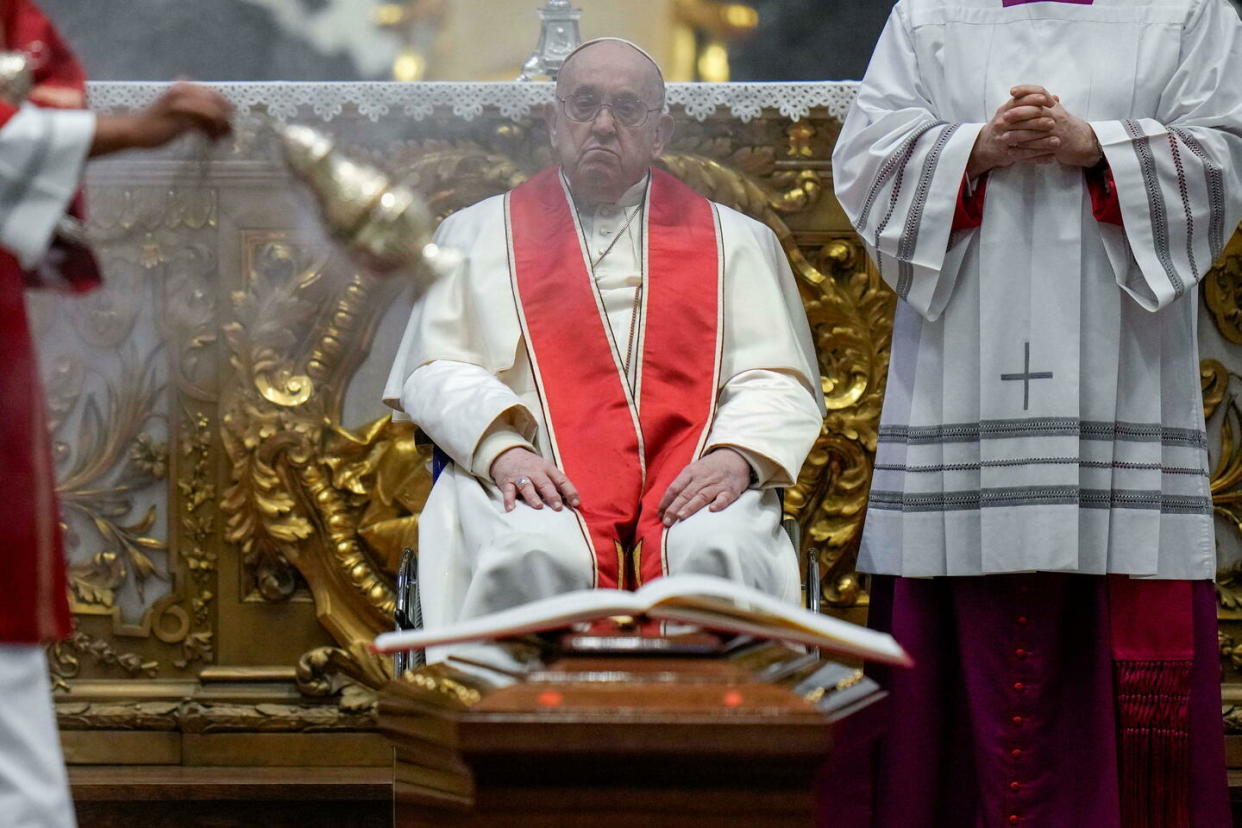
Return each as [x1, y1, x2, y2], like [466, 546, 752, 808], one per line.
[1001, 342, 1053, 411]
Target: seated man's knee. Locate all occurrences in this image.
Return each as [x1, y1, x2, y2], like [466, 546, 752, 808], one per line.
[471, 530, 593, 608]
[665, 519, 748, 580]
[664, 496, 799, 601]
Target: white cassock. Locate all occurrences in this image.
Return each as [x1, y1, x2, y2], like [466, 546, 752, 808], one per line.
[834, 0, 1242, 580]
[0, 103, 95, 828]
[384, 173, 825, 643]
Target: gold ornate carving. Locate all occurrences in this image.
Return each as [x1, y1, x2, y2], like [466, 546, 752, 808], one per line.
[220, 232, 419, 681]
[1202, 359, 1230, 421]
[57, 701, 181, 731]
[168, 407, 217, 671]
[59, 350, 169, 615]
[402, 666, 484, 709]
[296, 646, 382, 711]
[46, 632, 159, 692]
[179, 701, 376, 733]
[1210, 396, 1242, 542]
[1205, 233, 1242, 344]
[57, 700, 373, 733]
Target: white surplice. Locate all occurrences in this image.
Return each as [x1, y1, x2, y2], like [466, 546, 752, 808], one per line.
[383, 172, 824, 637]
[833, 0, 1242, 579]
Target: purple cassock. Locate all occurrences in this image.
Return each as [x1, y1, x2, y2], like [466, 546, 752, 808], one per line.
[845, 575, 1229, 828]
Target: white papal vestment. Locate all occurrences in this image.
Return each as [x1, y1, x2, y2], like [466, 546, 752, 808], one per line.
[834, 0, 1242, 580]
[384, 174, 825, 639]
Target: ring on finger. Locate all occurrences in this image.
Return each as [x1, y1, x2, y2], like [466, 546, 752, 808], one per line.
[515, 476, 531, 487]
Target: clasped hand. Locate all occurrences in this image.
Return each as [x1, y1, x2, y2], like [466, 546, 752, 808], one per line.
[490, 446, 752, 524]
[967, 85, 1102, 180]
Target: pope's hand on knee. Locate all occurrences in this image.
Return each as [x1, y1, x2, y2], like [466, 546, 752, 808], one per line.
[490, 447, 581, 513]
[659, 448, 751, 526]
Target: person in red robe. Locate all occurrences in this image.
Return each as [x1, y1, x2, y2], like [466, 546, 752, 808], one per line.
[0, 3, 231, 824]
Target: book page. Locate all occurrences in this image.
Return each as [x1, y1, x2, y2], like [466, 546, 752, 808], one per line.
[640, 575, 909, 666]
[373, 573, 909, 667]
[373, 588, 647, 653]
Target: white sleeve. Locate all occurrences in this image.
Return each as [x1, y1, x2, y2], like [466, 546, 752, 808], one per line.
[400, 360, 537, 473]
[831, 3, 982, 322]
[706, 218, 824, 488]
[1092, 0, 1242, 312]
[705, 368, 823, 488]
[0, 105, 94, 269]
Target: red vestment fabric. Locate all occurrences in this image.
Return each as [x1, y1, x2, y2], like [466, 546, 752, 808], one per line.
[507, 167, 722, 589]
[0, 0, 96, 643]
[952, 166, 1123, 232]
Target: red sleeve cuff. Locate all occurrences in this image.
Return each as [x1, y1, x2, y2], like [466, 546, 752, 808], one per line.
[0, 100, 18, 129]
[952, 173, 988, 232]
[1087, 164, 1123, 226]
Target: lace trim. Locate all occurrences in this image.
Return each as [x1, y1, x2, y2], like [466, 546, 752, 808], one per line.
[85, 81, 860, 123]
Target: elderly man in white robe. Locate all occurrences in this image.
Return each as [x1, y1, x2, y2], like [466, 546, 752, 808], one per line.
[384, 39, 824, 651]
[833, 0, 1242, 825]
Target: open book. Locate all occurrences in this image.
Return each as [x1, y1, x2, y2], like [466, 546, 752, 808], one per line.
[372, 574, 911, 667]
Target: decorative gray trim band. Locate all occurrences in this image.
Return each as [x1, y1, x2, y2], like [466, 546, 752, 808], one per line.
[1124, 118, 1184, 299]
[869, 487, 1213, 515]
[877, 419, 1208, 449]
[896, 122, 962, 299]
[1166, 132, 1197, 278]
[872, 122, 948, 287]
[1170, 126, 1226, 262]
[874, 458, 1207, 476]
[857, 119, 943, 233]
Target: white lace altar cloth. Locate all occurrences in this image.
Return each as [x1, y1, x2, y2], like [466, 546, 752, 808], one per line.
[87, 81, 861, 124]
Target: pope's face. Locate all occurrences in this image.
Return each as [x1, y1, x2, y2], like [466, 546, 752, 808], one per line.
[548, 42, 671, 203]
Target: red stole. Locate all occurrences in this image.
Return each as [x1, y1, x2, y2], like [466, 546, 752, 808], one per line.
[507, 168, 722, 589]
[0, 0, 95, 643]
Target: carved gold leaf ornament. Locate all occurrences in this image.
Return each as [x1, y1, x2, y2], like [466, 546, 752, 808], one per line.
[1206, 249, 1242, 345]
[57, 350, 170, 612]
[46, 631, 159, 692]
[1206, 225, 1242, 643]
[1203, 359, 1230, 421]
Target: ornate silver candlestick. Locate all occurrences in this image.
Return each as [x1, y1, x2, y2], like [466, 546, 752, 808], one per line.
[517, 0, 583, 81]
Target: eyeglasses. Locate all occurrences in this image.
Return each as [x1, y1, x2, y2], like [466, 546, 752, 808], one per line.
[558, 94, 662, 128]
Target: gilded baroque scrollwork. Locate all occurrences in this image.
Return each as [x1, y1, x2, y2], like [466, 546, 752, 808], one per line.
[175, 411, 216, 668]
[34, 184, 224, 691]
[59, 350, 168, 612]
[57, 700, 373, 733]
[46, 631, 159, 692]
[1206, 245, 1242, 345]
[219, 232, 414, 683]
[179, 701, 376, 733]
[57, 701, 182, 731]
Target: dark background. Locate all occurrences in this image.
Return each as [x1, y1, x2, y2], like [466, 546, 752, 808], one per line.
[36, 0, 896, 82]
[33, 0, 1242, 83]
